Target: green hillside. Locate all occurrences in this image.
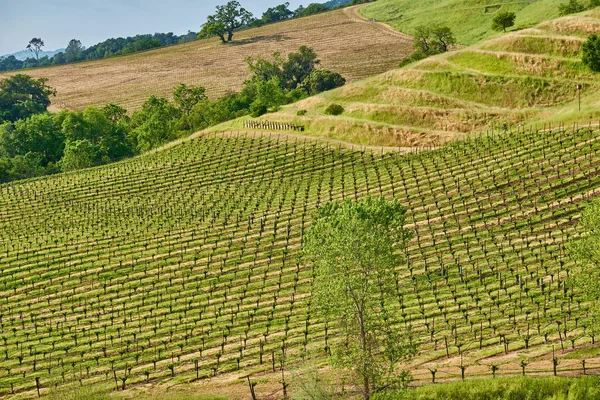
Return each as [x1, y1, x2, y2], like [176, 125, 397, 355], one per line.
[251, 9, 600, 148]
[1, 122, 600, 398]
[360, 0, 565, 45]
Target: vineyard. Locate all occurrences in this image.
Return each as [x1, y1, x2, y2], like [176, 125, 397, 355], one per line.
[1, 121, 600, 398]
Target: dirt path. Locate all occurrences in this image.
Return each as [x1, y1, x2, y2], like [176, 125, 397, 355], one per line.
[343, 5, 414, 41]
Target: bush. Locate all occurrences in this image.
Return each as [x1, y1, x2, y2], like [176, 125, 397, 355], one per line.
[558, 0, 586, 15]
[324, 104, 344, 115]
[582, 34, 600, 72]
[299, 69, 346, 95]
[492, 12, 516, 32]
[297, 109, 308, 116]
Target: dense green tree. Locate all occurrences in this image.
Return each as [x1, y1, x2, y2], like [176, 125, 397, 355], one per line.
[296, 3, 329, 17]
[302, 197, 417, 400]
[200, 1, 253, 43]
[282, 46, 320, 89]
[65, 39, 85, 63]
[60, 139, 102, 171]
[130, 96, 180, 152]
[250, 77, 287, 116]
[430, 26, 456, 53]
[570, 200, 600, 330]
[26, 38, 45, 60]
[0, 74, 56, 123]
[299, 69, 346, 95]
[558, 0, 586, 15]
[173, 84, 208, 115]
[582, 34, 600, 72]
[0, 113, 63, 166]
[262, 3, 294, 23]
[492, 12, 516, 32]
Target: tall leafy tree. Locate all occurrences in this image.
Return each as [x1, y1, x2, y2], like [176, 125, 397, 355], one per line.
[26, 38, 45, 60]
[173, 84, 208, 115]
[129, 96, 180, 152]
[262, 2, 294, 23]
[65, 39, 85, 63]
[199, 1, 253, 43]
[570, 200, 600, 331]
[0, 74, 56, 123]
[582, 34, 600, 72]
[302, 197, 417, 400]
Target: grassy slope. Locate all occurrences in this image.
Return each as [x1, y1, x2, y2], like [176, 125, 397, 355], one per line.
[360, 0, 565, 45]
[252, 9, 600, 148]
[0, 8, 412, 112]
[2, 122, 600, 398]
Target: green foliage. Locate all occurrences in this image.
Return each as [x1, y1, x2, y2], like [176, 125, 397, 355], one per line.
[27, 37, 45, 60]
[324, 104, 345, 115]
[558, 0, 586, 14]
[410, 25, 456, 62]
[298, 69, 346, 95]
[250, 77, 287, 116]
[200, 1, 254, 43]
[570, 199, 600, 330]
[296, 3, 330, 17]
[492, 12, 517, 32]
[130, 96, 181, 152]
[582, 34, 600, 72]
[373, 377, 600, 400]
[302, 197, 416, 399]
[173, 84, 208, 116]
[0, 74, 56, 123]
[297, 109, 308, 116]
[261, 2, 294, 23]
[60, 139, 103, 171]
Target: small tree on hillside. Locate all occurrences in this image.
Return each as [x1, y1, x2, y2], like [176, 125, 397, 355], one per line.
[492, 12, 516, 32]
[558, 0, 586, 15]
[173, 84, 207, 116]
[430, 26, 456, 53]
[302, 197, 418, 400]
[570, 200, 600, 330]
[582, 34, 600, 72]
[199, 1, 253, 43]
[26, 38, 44, 60]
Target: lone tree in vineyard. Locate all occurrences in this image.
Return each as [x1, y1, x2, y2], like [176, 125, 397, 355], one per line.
[200, 1, 253, 43]
[571, 200, 600, 329]
[302, 197, 417, 400]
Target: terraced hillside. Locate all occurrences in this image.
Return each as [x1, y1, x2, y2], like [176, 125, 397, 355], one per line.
[0, 7, 412, 112]
[254, 9, 600, 148]
[2, 123, 600, 398]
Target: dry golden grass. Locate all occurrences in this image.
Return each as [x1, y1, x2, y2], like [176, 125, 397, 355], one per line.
[0, 7, 412, 111]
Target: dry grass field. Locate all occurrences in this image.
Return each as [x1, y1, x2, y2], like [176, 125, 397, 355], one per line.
[0, 6, 412, 112]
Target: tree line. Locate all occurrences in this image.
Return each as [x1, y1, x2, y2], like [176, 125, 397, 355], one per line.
[0, 46, 345, 183]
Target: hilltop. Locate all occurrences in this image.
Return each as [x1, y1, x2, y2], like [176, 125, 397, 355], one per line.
[360, 0, 566, 45]
[250, 9, 600, 148]
[0, 7, 412, 112]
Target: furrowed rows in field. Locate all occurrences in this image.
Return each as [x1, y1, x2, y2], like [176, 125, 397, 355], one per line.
[1, 127, 599, 397]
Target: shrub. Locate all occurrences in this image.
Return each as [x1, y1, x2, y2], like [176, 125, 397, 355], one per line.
[297, 109, 308, 116]
[492, 12, 516, 32]
[582, 34, 600, 72]
[324, 104, 344, 115]
[558, 0, 586, 15]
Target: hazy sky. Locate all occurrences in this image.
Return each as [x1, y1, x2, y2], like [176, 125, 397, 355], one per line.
[0, 0, 306, 55]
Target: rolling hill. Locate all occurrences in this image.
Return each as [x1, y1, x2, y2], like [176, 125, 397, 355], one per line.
[2, 121, 600, 398]
[251, 9, 600, 148]
[0, 7, 412, 112]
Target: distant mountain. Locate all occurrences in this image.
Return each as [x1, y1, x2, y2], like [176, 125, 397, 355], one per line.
[323, 0, 353, 9]
[0, 48, 65, 61]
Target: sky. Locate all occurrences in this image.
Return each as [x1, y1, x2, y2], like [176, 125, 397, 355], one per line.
[0, 0, 306, 56]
